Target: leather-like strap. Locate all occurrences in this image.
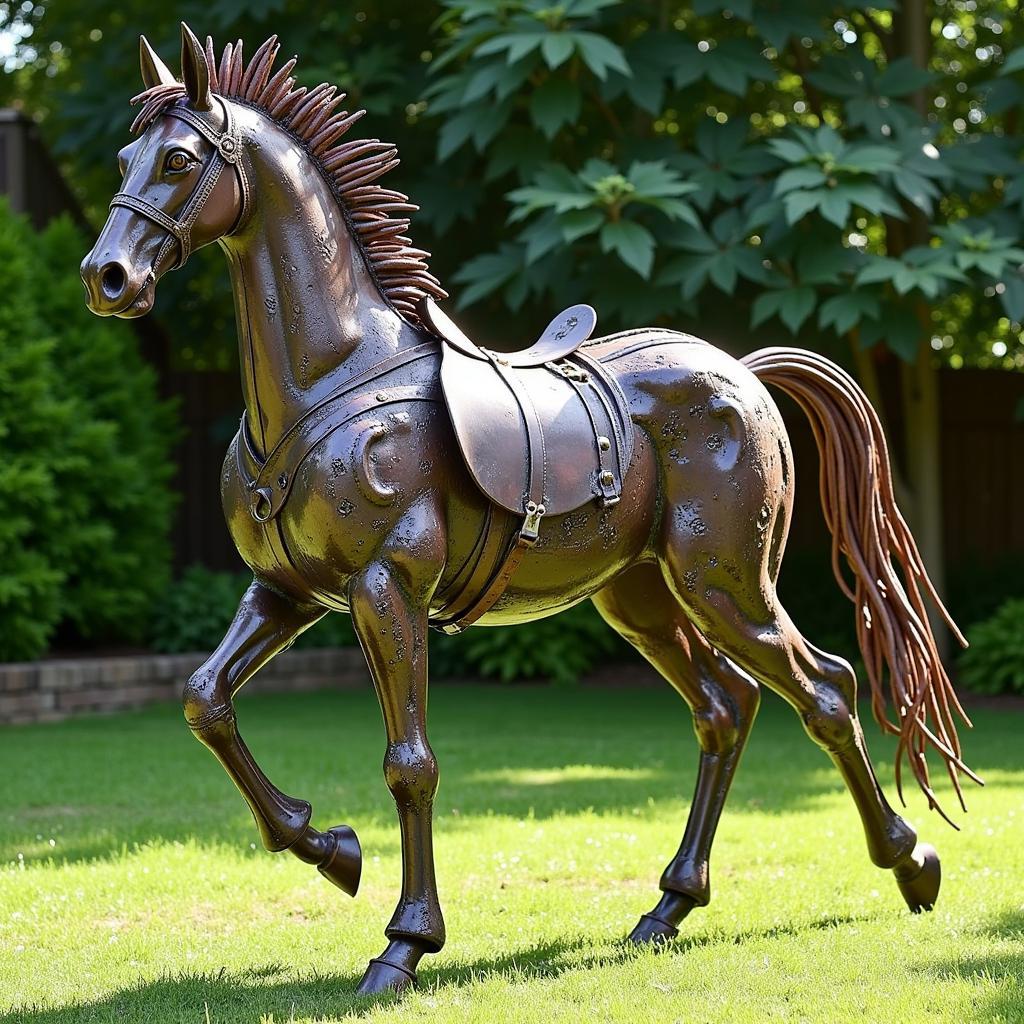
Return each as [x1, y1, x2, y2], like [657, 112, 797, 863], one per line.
[110, 96, 245, 270]
[241, 381, 440, 522]
[556, 356, 619, 504]
[438, 532, 533, 633]
[431, 505, 516, 632]
[573, 350, 632, 499]
[242, 344, 439, 520]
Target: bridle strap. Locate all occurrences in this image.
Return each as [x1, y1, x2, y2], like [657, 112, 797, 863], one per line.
[109, 96, 248, 269]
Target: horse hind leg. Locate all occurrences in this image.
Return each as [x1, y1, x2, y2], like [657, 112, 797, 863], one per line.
[183, 580, 362, 896]
[592, 562, 761, 943]
[661, 530, 938, 912]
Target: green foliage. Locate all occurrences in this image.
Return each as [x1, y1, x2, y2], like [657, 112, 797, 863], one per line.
[150, 566, 358, 653]
[432, 602, 630, 685]
[0, 201, 176, 661]
[150, 566, 250, 654]
[6, 1, 1024, 367]
[419, 0, 1024, 364]
[957, 599, 1024, 695]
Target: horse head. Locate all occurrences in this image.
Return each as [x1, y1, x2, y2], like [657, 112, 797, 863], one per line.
[81, 23, 246, 317]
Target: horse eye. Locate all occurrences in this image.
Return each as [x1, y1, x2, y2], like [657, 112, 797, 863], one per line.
[165, 151, 191, 174]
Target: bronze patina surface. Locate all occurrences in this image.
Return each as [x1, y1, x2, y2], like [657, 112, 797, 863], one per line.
[81, 25, 978, 996]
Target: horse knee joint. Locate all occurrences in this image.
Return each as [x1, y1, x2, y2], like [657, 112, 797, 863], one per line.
[384, 741, 438, 808]
[182, 666, 231, 729]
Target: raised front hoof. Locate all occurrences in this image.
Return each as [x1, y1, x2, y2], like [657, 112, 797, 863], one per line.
[317, 824, 362, 897]
[628, 914, 679, 945]
[355, 957, 417, 997]
[894, 842, 941, 913]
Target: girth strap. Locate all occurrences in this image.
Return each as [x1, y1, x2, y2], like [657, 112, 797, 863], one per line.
[482, 350, 547, 544]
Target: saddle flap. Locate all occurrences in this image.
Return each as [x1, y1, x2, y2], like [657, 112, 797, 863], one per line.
[440, 343, 633, 518]
[440, 346, 529, 514]
[418, 296, 597, 366]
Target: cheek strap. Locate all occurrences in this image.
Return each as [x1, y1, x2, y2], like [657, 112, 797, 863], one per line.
[109, 96, 249, 270]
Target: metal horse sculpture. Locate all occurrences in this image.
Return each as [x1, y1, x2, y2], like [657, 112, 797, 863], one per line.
[82, 26, 978, 995]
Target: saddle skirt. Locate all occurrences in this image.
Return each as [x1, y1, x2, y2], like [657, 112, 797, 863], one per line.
[420, 297, 634, 540]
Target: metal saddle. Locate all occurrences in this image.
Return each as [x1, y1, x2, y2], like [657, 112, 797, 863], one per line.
[419, 297, 634, 542]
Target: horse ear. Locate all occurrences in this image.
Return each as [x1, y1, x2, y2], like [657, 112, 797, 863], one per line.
[140, 35, 175, 89]
[180, 22, 213, 110]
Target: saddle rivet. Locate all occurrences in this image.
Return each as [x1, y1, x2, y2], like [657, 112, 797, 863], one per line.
[600, 471, 615, 486]
[278, 473, 288, 488]
[376, 392, 387, 402]
[598, 435, 611, 451]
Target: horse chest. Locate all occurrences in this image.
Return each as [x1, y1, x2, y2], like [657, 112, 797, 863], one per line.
[221, 406, 441, 604]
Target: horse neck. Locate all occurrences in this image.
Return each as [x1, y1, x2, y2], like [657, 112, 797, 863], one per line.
[220, 121, 415, 452]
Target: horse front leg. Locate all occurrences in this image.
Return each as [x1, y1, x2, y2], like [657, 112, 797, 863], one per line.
[349, 555, 443, 995]
[183, 579, 362, 895]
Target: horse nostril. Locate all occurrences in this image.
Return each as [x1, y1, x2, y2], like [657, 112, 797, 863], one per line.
[99, 262, 127, 300]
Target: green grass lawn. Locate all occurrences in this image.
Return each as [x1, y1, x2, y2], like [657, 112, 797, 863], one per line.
[0, 682, 1021, 1023]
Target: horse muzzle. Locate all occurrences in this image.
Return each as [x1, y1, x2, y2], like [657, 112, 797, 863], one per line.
[80, 247, 158, 318]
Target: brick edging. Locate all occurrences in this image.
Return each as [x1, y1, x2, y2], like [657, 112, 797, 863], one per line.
[0, 646, 370, 724]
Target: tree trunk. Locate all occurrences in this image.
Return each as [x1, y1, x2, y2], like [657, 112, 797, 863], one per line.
[889, 0, 951, 654]
[900, 344, 949, 653]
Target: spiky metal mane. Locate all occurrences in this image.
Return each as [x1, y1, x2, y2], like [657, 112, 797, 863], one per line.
[130, 34, 447, 327]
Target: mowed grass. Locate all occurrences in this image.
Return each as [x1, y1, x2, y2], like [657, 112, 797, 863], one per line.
[0, 682, 1021, 1023]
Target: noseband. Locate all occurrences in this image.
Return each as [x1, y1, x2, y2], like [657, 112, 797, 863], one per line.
[110, 96, 248, 270]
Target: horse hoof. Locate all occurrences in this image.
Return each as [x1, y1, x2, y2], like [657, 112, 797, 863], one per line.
[628, 913, 679, 945]
[317, 824, 362, 897]
[355, 957, 417, 996]
[894, 842, 941, 913]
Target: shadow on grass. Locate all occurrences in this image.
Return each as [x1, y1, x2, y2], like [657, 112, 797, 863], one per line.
[0, 912, 872, 1024]
[914, 908, 1024, 1024]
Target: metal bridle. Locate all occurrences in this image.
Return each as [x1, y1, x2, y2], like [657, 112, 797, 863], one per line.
[110, 96, 249, 270]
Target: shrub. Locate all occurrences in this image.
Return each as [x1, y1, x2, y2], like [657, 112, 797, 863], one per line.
[432, 602, 631, 686]
[150, 566, 358, 654]
[957, 599, 1024, 696]
[150, 566, 250, 654]
[0, 203, 177, 660]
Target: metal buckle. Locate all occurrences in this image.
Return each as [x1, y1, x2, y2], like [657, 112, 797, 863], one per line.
[549, 359, 589, 383]
[520, 501, 545, 544]
[249, 486, 274, 523]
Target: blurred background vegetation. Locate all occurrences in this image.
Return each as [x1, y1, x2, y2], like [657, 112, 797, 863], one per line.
[0, 0, 1021, 688]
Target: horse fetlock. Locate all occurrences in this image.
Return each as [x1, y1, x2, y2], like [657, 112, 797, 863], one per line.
[660, 857, 711, 907]
[386, 895, 446, 951]
[868, 815, 918, 869]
